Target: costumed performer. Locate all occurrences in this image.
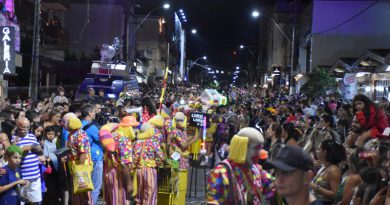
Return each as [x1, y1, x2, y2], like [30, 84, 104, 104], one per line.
[170, 112, 200, 170]
[63, 113, 93, 205]
[207, 127, 274, 205]
[99, 116, 139, 205]
[133, 123, 166, 205]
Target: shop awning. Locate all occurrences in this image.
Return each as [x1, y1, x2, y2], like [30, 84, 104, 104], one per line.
[351, 49, 390, 72]
[330, 57, 357, 77]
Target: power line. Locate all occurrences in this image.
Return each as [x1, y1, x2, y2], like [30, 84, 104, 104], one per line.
[312, 0, 378, 35]
[74, 0, 90, 43]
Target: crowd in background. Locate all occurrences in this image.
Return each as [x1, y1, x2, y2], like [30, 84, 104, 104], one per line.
[0, 84, 390, 205]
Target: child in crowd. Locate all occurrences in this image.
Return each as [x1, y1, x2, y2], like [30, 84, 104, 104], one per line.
[0, 145, 29, 204]
[43, 126, 60, 204]
[0, 143, 6, 168]
[53, 87, 68, 104]
[39, 155, 51, 205]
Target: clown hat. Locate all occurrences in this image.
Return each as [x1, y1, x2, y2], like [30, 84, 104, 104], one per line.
[120, 116, 139, 127]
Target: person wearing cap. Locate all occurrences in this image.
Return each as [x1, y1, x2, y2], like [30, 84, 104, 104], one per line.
[207, 127, 274, 205]
[268, 145, 323, 205]
[63, 112, 93, 205]
[133, 123, 165, 205]
[80, 104, 103, 205]
[99, 117, 139, 205]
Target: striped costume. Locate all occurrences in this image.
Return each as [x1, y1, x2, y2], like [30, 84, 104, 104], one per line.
[103, 129, 134, 205]
[133, 129, 165, 205]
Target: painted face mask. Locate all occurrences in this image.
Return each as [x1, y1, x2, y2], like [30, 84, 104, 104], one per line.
[176, 119, 185, 128]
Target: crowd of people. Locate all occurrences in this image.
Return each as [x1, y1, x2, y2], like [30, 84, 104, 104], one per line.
[0, 84, 390, 205]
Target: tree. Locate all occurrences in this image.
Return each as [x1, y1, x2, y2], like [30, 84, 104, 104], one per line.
[300, 68, 337, 99]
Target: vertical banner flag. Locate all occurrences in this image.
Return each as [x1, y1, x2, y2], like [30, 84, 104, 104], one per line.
[0, 26, 15, 75]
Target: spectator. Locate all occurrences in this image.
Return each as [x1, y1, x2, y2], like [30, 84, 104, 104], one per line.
[14, 109, 26, 121]
[353, 167, 380, 205]
[80, 104, 103, 205]
[12, 117, 43, 204]
[84, 88, 96, 102]
[1, 119, 16, 141]
[96, 89, 105, 104]
[334, 149, 365, 205]
[304, 114, 341, 160]
[52, 87, 68, 104]
[353, 94, 388, 143]
[266, 122, 283, 160]
[31, 123, 43, 142]
[311, 139, 347, 205]
[268, 145, 322, 205]
[43, 126, 60, 204]
[43, 109, 62, 140]
[239, 105, 250, 129]
[337, 104, 353, 143]
[0, 145, 29, 204]
[282, 122, 300, 147]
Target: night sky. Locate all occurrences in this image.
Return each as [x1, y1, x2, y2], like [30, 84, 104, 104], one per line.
[70, 0, 277, 72]
[140, 0, 276, 72]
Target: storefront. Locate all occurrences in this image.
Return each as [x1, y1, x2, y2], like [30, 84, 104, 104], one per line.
[331, 49, 390, 101]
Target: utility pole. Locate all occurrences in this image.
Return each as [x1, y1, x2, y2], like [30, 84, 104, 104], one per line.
[29, 0, 41, 101]
[122, 0, 130, 62]
[122, 0, 136, 71]
[290, 0, 297, 95]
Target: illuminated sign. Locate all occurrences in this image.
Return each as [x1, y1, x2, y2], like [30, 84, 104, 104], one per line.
[0, 26, 15, 75]
[189, 112, 210, 127]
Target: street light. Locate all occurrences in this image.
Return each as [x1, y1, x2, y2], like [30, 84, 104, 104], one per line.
[163, 3, 170, 9]
[167, 28, 197, 84]
[191, 29, 197, 34]
[186, 55, 207, 82]
[236, 66, 240, 70]
[133, 3, 170, 34]
[239, 44, 257, 62]
[251, 10, 291, 42]
[252, 9, 295, 93]
[124, 3, 170, 63]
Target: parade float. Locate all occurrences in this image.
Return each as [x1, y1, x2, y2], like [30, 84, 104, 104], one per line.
[200, 89, 227, 106]
[75, 37, 141, 101]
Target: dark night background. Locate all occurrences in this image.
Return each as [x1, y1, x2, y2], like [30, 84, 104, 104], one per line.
[70, 0, 278, 70]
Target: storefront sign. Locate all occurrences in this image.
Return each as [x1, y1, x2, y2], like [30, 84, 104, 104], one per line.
[189, 112, 210, 127]
[0, 26, 15, 75]
[342, 73, 357, 100]
[343, 73, 356, 85]
[0, 12, 20, 52]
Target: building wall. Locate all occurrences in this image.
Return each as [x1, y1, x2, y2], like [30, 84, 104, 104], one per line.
[265, 18, 291, 71]
[311, 0, 390, 69]
[64, 3, 124, 58]
[136, 17, 167, 81]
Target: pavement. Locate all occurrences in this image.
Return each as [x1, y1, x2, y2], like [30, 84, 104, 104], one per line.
[186, 166, 209, 205]
[96, 165, 210, 205]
